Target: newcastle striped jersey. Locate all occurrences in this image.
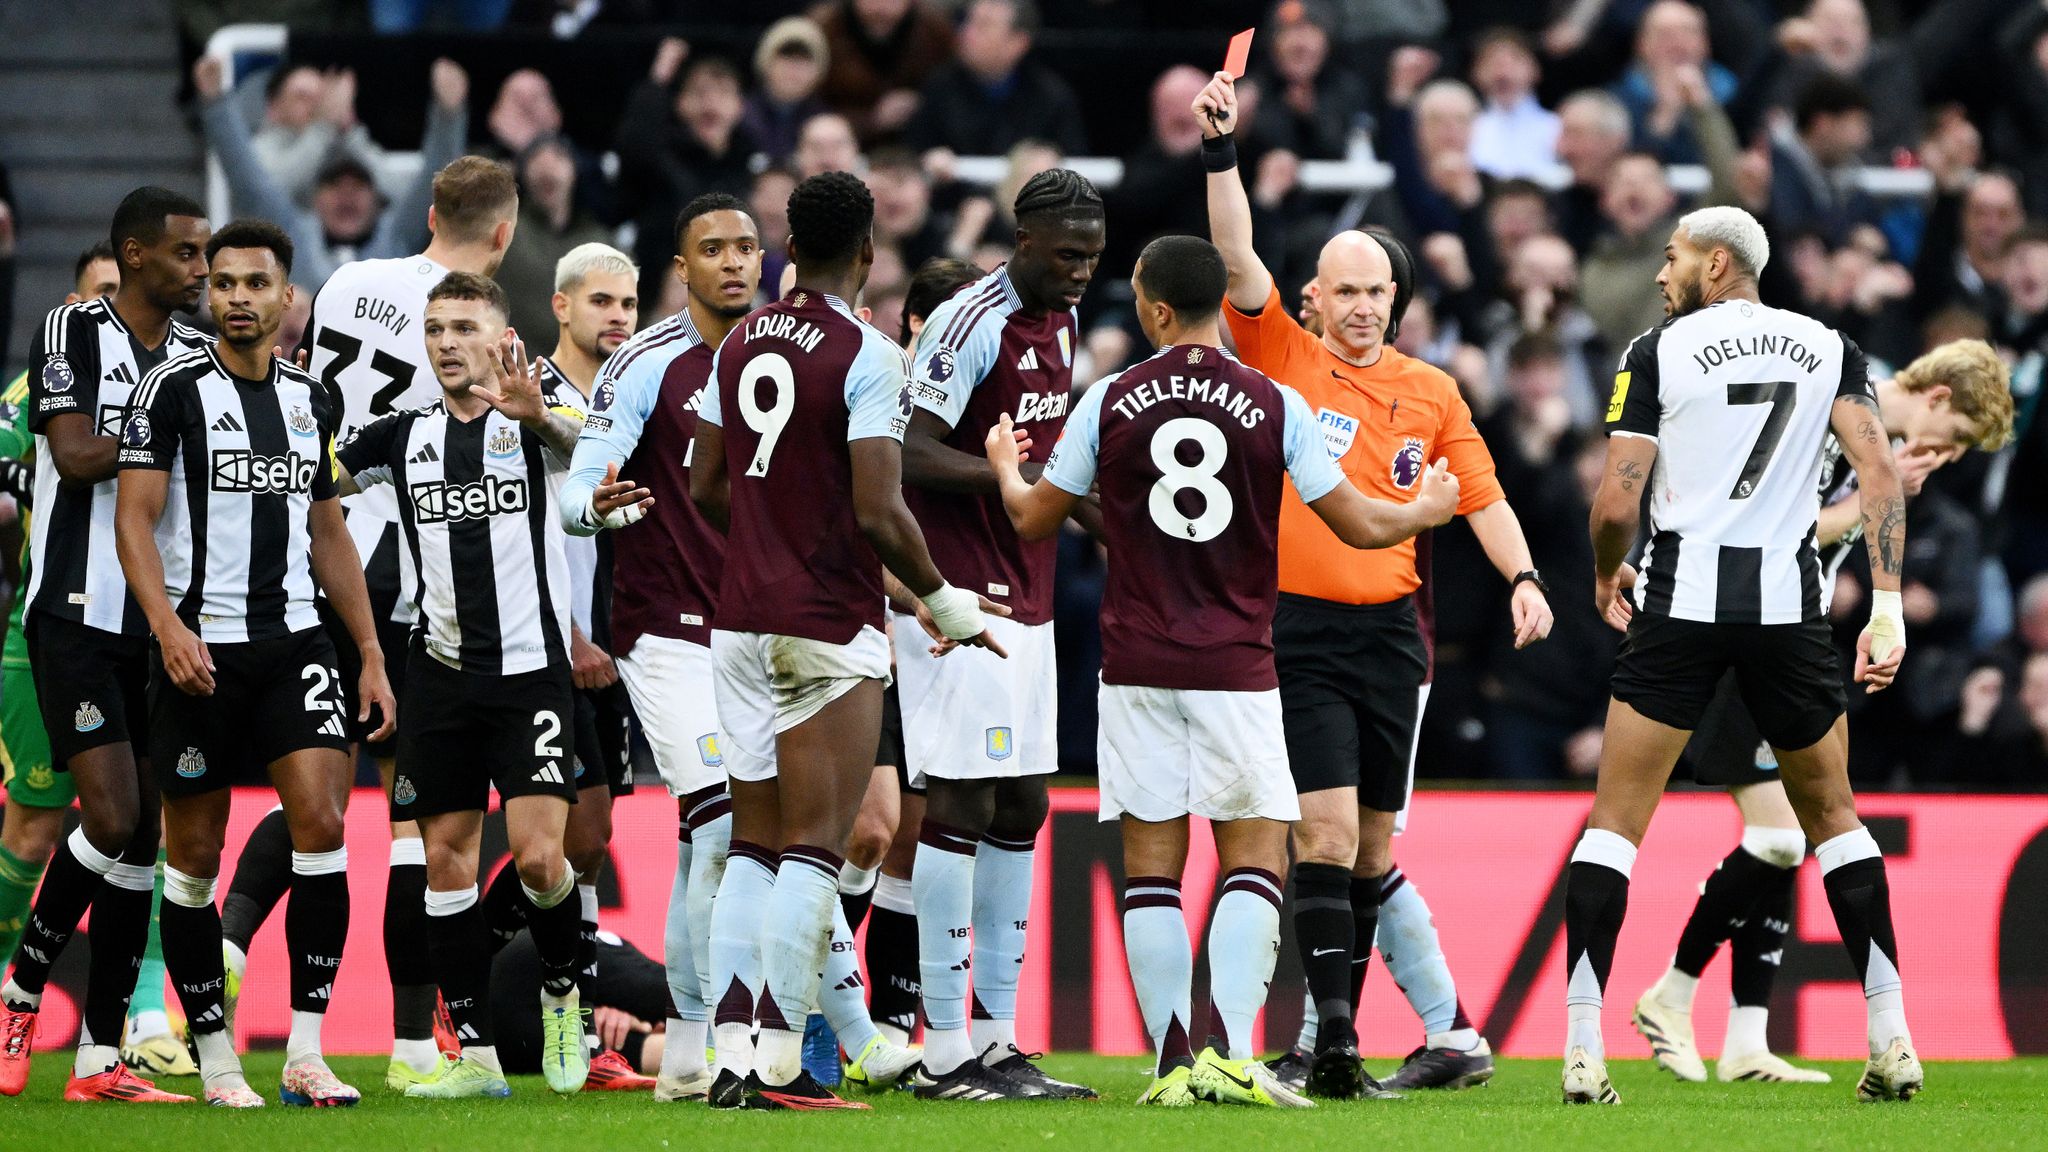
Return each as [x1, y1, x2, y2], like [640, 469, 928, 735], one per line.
[118, 346, 341, 642]
[538, 356, 611, 646]
[304, 255, 450, 624]
[337, 402, 573, 675]
[1606, 299, 1874, 624]
[26, 298, 209, 634]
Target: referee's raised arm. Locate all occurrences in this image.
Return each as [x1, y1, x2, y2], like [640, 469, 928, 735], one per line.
[1193, 72, 1274, 315]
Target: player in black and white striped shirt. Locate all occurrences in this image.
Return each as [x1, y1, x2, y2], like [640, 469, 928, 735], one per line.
[1629, 340, 2013, 1086]
[296, 158, 521, 1088]
[114, 220, 395, 1109]
[0, 187, 211, 1105]
[504, 243, 649, 1091]
[334, 272, 592, 1100]
[1562, 206, 1922, 1106]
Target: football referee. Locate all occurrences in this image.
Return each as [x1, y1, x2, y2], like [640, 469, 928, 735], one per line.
[1196, 72, 1552, 1098]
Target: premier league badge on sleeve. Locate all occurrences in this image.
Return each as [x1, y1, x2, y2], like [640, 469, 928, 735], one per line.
[594, 378, 616, 412]
[120, 410, 152, 449]
[42, 356, 75, 394]
[925, 347, 956, 385]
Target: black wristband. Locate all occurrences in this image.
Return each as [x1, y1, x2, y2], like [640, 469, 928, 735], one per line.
[1513, 569, 1550, 596]
[1200, 133, 1239, 173]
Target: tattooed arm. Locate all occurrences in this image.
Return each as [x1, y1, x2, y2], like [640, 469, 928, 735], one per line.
[1589, 433, 1659, 621]
[1831, 391, 1907, 691]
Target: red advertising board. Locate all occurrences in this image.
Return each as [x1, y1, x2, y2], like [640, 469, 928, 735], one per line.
[20, 788, 2047, 1058]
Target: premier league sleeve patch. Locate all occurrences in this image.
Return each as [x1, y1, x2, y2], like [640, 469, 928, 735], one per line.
[594, 378, 616, 412]
[41, 356, 75, 394]
[924, 347, 956, 386]
[120, 410, 152, 448]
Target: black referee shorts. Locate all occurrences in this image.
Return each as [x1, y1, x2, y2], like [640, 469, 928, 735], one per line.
[572, 682, 634, 797]
[393, 644, 579, 820]
[26, 612, 150, 767]
[1674, 670, 1779, 788]
[878, 683, 920, 796]
[1612, 614, 1844, 753]
[318, 597, 410, 752]
[149, 626, 351, 797]
[1275, 593, 1429, 812]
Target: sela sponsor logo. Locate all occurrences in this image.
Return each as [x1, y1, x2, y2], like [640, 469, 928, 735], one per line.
[487, 423, 522, 457]
[175, 746, 207, 778]
[1014, 390, 1069, 424]
[74, 702, 105, 732]
[41, 356, 75, 394]
[1390, 436, 1426, 489]
[1317, 408, 1358, 458]
[211, 449, 317, 494]
[410, 474, 529, 523]
[98, 403, 130, 437]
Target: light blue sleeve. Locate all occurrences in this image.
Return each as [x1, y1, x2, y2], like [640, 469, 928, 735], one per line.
[699, 338, 725, 428]
[907, 301, 1003, 430]
[1042, 383, 1105, 496]
[558, 343, 663, 536]
[1279, 384, 1345, 503]
[846, 328, 911, 442]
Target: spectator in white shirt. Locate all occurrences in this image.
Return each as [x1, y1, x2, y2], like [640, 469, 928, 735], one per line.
[1469, 27, 1560, 181]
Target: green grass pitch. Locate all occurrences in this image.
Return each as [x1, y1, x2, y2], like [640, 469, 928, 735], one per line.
[6, 1054, 2046, 1150]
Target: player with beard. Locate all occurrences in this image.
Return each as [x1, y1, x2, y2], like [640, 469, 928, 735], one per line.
[116, 219, 395, 1107]
[897, 171, 1107, 1102]
[689, 171, 1002, 1110]
[0, 189, 211, 1103]
[476, 242, 654, 1091]
[1567, 206, 1920, 1104]
[1629, 339, 2010, 1086]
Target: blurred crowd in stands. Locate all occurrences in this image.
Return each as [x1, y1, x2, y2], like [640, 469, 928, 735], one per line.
[5, 0, 2044, 788]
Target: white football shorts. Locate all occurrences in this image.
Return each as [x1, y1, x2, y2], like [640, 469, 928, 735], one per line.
[614, 633, 725, 796]
[891, 612, 1056, 787]
[711, 625, 892, 783]
[1097, 682, 1300, 824]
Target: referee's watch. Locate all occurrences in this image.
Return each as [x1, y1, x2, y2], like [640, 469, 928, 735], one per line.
[1512, 569, 1550, 596]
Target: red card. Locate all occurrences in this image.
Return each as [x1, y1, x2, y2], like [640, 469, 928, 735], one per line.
[1223, 27, 1254, 79]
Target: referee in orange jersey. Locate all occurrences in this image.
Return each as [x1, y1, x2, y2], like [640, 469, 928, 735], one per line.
[1195, 71, 1552, 1098]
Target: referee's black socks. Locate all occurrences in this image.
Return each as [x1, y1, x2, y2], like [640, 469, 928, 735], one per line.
[1291, 862, 1357, 1049]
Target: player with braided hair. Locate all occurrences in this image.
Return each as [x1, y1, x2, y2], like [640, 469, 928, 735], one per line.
[896, 168, 1106, 1102]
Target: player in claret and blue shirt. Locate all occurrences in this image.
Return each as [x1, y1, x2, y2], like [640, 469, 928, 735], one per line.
[988, 235, 1458, 1109]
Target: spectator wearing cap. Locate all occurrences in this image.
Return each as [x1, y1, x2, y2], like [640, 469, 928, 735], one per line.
[195, 54, 470, 288]
[1608, 0, 1739, 166]
[615, 45, 754, 306]
[1247, 0, 1370, 162]
[1468, 27, 1559, 181]
[907, 0, 1087, 159]
[1767, 73, 1880, 248]
[496, 136, 614, 338]
[810, 0, 954, 143]
[745, 17, 832, 166]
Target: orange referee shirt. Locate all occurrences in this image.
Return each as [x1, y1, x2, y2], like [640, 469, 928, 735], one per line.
[1225, 284, 1505, 605]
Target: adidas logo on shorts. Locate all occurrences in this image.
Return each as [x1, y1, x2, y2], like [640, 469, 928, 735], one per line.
[532, 761, 567, 785]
